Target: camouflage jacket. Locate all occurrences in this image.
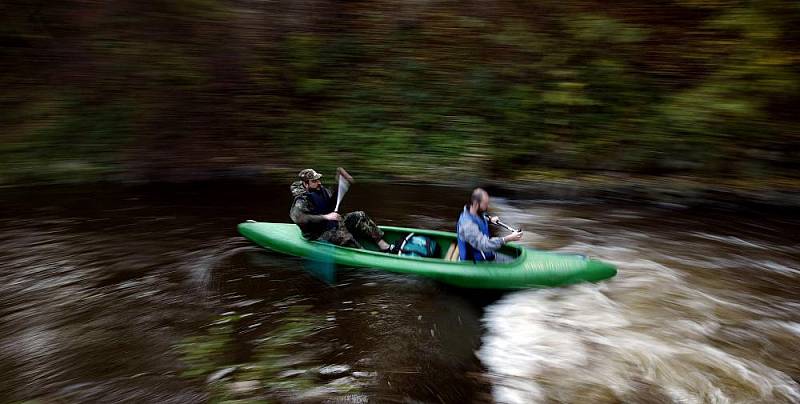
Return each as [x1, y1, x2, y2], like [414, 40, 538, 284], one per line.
[289, 181, 338, 239]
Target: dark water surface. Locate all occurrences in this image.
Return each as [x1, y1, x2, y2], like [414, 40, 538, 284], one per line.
[1, 181, 798, 403]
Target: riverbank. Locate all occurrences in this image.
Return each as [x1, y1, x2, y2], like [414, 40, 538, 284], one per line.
[488, 172, 800, 211]
[4, 164, 798, 211]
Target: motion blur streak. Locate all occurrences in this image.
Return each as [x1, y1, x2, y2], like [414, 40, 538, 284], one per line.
[480, 201, 800, 403]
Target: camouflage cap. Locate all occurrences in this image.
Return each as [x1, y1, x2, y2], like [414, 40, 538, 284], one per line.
[298, 168, 323, 181]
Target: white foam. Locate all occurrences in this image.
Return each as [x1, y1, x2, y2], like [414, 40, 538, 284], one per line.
[480, 284, 800, 403]
[479, 204, 800, 403]
[691, 232, 772, 251]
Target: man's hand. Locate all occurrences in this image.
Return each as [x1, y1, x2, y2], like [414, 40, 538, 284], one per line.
[503, 231, 523, 243]
[489, 216, 500, 224]
[323, 212, 341, 221]
[336, 167, 354, 183]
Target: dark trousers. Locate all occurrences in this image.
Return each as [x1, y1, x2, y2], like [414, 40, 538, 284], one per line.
[318, 211, 384, 248]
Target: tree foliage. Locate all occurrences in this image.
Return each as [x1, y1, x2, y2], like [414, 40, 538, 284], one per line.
[1, 0, 798, 183]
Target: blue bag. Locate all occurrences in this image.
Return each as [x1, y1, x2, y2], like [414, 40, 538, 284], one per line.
[397, 233, 440, 258]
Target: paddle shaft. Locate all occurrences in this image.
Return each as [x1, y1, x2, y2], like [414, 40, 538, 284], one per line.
[334, 180, 348, 212]
[485, 215, 521, 232]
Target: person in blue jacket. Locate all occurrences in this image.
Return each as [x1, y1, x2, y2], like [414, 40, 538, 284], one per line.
[457, 188, 522, 262]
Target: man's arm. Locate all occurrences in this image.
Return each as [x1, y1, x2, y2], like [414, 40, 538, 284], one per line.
[458, 220, 505, 252]
[331, 167, 354, 202]
[290, 198, 328, 224]
[337, 167, 354, 183]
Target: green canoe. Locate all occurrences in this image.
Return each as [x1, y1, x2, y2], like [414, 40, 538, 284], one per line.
[238, 221, 617, 289]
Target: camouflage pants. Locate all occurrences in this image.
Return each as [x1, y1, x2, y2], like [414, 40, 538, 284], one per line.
[318, 211, 384, 249]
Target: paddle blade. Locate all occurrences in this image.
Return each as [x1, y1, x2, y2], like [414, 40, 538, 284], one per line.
[334, 176, 351, 212]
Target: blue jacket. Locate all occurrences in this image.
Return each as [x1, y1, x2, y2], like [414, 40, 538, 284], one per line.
[457, 206, 502, 262]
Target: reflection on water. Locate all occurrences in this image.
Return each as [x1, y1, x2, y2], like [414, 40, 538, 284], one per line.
[177, 306, 363, 402]
[204, 248, 490, 402]
[0, 182, 798, 403]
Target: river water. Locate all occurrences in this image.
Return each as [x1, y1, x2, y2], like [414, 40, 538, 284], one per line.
[1, 181, 798, 403]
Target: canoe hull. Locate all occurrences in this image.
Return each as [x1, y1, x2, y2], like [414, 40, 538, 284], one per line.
[238, 222, 617, 289]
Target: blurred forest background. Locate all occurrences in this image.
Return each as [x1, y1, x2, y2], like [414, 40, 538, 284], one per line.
[2, 0, 799, 187]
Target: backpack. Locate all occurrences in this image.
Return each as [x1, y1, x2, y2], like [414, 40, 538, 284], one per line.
[397, 233, 440, 258]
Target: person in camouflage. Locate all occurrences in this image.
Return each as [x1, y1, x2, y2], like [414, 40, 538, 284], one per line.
[289, 168, 393, 251]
